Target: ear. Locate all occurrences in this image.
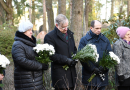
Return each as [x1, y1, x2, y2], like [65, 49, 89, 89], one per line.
[56, 24, 58, 28]
[90, 27, 93, 30]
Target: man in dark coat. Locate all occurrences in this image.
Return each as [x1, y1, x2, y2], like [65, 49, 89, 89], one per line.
[78, 20, 112, 90]
[44, 14, 77, 90]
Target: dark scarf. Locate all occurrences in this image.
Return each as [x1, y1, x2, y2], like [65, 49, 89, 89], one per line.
[15, 31, 36, 44]
[62, 33, 68, 42]
[123, 39, 130, 45]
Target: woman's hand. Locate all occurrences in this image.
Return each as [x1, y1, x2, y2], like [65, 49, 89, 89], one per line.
[0, 74, 4, 80]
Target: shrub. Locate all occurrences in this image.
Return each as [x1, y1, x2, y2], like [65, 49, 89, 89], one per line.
[102, 13, 130, 44]
[0, 23, 17, 58]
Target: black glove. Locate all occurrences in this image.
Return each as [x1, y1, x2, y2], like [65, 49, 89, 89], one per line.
[71, 60, 78, 66]
[98, 66, 109, 73]
[93, 68, 101, 74]
[66, 58, 77, 66]
[118, 75, 125, 83]
[42, 63, 49, 70]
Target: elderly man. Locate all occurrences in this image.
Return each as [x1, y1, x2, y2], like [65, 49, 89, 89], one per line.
[78, 20, 112, 90]
[44, 14, 77, 90]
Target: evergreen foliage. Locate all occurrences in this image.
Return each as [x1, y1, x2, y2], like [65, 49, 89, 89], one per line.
[0, 23, 17, 57]
[103, 13, 130, 44]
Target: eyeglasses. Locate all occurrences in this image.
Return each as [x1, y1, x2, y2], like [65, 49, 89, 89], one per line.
[59, 26, 69, 30]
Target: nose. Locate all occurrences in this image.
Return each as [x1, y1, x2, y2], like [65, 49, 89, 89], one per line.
[65, 27, 68, 30]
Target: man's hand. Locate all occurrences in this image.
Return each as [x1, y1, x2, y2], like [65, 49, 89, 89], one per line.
[98, 66, 109, 73]
[93, 68, 102, 74]
[66, 58, 78, 66]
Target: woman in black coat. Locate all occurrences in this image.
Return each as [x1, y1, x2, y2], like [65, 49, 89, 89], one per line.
[12, 20, 48, 90]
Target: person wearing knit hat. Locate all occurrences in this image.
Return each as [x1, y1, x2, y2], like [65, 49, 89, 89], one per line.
[18, 20, 33, 33]
[113, 26, 130, 90]
[12, 20, 49, 90]
[116, 26, 130, 39]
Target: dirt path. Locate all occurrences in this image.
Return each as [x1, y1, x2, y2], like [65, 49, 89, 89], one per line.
[3, 62, 14, 90]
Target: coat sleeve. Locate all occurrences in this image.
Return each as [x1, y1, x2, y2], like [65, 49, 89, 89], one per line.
[78, 37, 97, 73]
[44, 34, 68, 64]
[106, 39, 112, 53]
[12, 44, 43, 71]
[113, 42, 123, 76]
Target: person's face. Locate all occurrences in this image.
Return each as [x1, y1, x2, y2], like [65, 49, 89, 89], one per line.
[123, 31, 130, 41]
[90, 22, 102, 35]
[24, 28, 33, 38]
[56, 20, 68, 33]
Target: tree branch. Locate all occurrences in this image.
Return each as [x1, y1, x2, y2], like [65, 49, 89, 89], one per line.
[0, 0, 12, 14]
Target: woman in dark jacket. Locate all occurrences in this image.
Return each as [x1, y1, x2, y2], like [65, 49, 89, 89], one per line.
[12, 20, 48, 90]
[113, 26, 130, 90]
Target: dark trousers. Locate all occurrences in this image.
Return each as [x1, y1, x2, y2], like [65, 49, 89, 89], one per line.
[55, 87, 74, 90]
[0, 80, 2, 90]
[118, 86, 130, 90]
[84, 86, 106, 90]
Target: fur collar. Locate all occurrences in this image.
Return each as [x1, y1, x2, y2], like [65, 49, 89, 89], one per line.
[15, 31, 36, 44]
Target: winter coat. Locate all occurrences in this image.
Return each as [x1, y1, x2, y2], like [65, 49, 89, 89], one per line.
[113, 38, 130, 86]
[12, 31, 46, 90]
[78, 30, 112, 87]
[44, 26, 77, 88]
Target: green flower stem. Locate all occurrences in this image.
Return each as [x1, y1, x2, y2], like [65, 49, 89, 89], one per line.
[88, 73, 96, 82]
[62, 65, 69, 70]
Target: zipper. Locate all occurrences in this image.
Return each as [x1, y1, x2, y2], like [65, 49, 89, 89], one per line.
[31, 72, 36, 89]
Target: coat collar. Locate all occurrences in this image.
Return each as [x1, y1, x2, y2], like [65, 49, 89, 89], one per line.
[120, 38, 130, 49]
[85, 30, 107, 42]
[54, 26, 74, 43]
[14, 31, 36, 47]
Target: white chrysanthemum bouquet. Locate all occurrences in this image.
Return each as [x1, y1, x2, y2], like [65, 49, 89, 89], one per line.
[0, 54, 10, 74]
[63, 44, 99, 70]
[73, 44, 99, 63]
[33, 44, 55, 64]
[88, 51, 120, 82]
[99, 51, 120, 68]
[0, 54, 10, 87]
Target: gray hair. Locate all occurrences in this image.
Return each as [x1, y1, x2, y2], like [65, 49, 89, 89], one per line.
[54, 14, 68, 26]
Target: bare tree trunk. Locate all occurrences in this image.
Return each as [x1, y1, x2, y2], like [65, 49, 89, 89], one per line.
[32, 0, 36, 30]
[105, 0, 107, 19]
[0, 3, 5, 25]
[111, 0, 114, 17]
[127, 0, 130, 17]
[58, 0, 66, 15]
[84, 0, 90, 36]
[29, 0, 32, 21]
[43, 0, 47, 32]
[89, 0, 92, 14]
[70, 0, 72, 24]
[46, 0, 54, 32]
[70, 0, 83, 47]
[70, 1, 83, 90]
[0, 0, 13, 25]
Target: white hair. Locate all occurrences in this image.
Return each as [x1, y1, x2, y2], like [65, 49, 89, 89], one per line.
[54, 14, 68, 26]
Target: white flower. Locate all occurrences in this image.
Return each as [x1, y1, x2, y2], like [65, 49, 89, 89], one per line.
[33, 43, 55, 55]
[88, 44, 99, 62]
[96, 53, 99, 62]
[0, 54, 10, 68]
[109, 51, 120, 64]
